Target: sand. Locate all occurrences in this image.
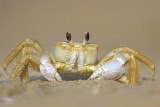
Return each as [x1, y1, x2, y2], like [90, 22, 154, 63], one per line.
[0, 0, 160, 107]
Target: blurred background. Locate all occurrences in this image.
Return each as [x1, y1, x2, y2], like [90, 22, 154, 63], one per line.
[1, 0, 160, 62]
[0, 0, 160, 107]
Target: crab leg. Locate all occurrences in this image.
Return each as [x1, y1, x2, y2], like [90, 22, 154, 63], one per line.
[10, 55, 29, 82]
[40, 53, 62, 82]
[2, 39, 44, 75]
[89, 52, 116, 79]
[90, 47, 155, 85]
[135, 54, 155, 80]
[11, 55, 42, 82]
[20, 64, 29, 83]
[10, 47, 42, 83]
[117, 74, 128, 83]
[128, 55, 138, 84]
[111, 47, 155, 80]
[116, 53, 138, 84]
[89, 52, 126, 80]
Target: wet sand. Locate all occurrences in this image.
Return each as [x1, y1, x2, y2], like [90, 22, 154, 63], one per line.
[0, 0, 160, 107]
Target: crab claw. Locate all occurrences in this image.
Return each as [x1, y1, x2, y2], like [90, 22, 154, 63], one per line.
[40, 53, 62, 82]
[89, 52, 126, 80]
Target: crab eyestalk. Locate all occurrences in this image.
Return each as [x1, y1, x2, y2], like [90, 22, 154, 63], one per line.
[82, 32, 90, 46]
[66, 32, 74, 46]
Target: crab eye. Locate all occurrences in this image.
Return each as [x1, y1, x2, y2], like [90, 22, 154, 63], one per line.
[84, 32, 90, 41]
[66, 32, 71, 41]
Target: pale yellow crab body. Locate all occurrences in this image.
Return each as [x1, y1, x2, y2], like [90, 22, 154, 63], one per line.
[53, 41, 98, 76]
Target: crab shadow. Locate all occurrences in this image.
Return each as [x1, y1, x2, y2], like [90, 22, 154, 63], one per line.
[30, 75, 88, 81]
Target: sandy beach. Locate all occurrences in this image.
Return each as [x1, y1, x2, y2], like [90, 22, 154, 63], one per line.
[0, 0, 160, 107]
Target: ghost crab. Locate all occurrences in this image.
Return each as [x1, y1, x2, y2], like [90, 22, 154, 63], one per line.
[2, 32, 155, 85]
